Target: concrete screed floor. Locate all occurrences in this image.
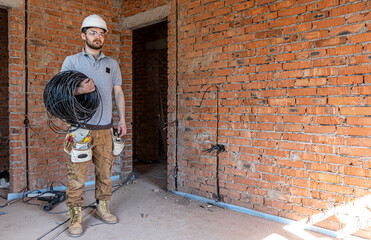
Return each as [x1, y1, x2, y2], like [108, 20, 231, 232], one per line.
[0, 162, 336, 240]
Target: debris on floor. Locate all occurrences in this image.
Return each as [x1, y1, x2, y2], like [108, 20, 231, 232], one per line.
[0, 170, 10, 189]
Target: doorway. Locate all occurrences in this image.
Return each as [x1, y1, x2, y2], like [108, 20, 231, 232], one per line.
[132, 21, 168, 188]
[0, 8, 9, 191]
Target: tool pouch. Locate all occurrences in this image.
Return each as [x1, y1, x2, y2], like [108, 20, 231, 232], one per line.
[64, 128, 92, 163]
[112, 128, 125, 156]
[71, 141, 92, 163]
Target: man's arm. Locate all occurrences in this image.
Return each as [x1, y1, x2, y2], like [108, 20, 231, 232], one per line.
[113, 85, 127, 137]
[62, 56, 95, 95]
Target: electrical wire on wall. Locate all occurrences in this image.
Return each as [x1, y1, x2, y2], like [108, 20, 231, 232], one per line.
[200, 85, 225, 202]
[24, 0, 30, 191]
[174, 0, 179, 191]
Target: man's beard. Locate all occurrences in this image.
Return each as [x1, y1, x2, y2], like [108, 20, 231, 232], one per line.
[85, 38, 103, 50]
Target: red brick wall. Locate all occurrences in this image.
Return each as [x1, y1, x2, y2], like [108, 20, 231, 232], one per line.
[133, 21, 168, 162]
[7, 0, 132, 192]
[169, 0, 371, 236]
[0, 8, 9, 173]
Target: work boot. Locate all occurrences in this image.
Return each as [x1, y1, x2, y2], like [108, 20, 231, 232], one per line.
[68, 207, 83, 237]
[95, 200, 118, 224]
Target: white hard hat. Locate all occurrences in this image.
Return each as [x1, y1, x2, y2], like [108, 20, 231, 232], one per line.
[81, 14, 108, 33]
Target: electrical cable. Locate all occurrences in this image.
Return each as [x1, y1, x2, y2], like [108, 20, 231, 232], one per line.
[199, 85, 224, 202]
[174, 0, 179, 192]
[43, 70, 102, 133]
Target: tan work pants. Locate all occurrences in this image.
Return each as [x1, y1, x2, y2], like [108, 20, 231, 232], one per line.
[66, 129, 113, 207]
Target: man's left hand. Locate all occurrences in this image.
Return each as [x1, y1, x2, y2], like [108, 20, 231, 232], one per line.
[117, 120, 127, 137]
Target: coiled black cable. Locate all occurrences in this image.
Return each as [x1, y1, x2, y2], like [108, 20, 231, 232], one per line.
[43, 70, 102, 133]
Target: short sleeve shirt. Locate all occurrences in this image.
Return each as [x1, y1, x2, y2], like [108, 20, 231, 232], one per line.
[61, 49, 122, 126]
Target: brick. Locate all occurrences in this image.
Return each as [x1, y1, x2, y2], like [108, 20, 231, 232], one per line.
[347, 117, 371, 126]
[296, 78, 326, 87]
[278, 5, 307, 17]
[314, 37, 346, 47]
[276, 124, 303, 132]
[348, 137, 371, 148]
[268, 79, 295, 88]
[328, 45, 363, 56]
[287, 88, 317, 96]
[307, 144, 338, 154]
[348, 12, 371, 24]
[283, 61, 311, 70]
[312, 17, 346, 30]
[269, 16, 296, 28]
[330, 23, 365, 37]
[338, 127, 371, 136]
[317, 87, 351, 96]
[307, 0, 341, 11]
[349, 32, 371, 44]
[311, 172, 342, 184]
[328, 76, 363, 85]
[253, 12, 278, 23]
[304, 67, 336, 77]
[313, 57, 346, 67]
[301, 30, 329, 40]
[349, 55, 371, 65]
[283, 115, 311, 124]
[330, 3, 365, 17]
[283, 22, 312, 35]
[340, 147, 371, 157]
[259, 63, 284, 72]
[269, 0, 295, 12]
[305, 125, 336, 133]
[312, 135, 345, 145]
[276, 53, 295, 62]
[313, 116, 345, 125]
[299, 11, 329, 23]
[344, 176, 371, 188]
[340, 107, 371, 116]
[268, 98, 295, 106]
[284, 41, 311, 52]
[352, 86, 371, 95]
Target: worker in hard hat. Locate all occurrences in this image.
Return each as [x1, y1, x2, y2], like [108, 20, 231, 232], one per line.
[61, 14, 127, 237]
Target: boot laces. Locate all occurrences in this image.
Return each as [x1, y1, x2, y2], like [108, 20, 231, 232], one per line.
[70, 207, 81, 225]
[99, 200, 110, 214]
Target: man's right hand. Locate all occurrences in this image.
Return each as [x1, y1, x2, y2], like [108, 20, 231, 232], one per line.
[74, 78, 95, 95]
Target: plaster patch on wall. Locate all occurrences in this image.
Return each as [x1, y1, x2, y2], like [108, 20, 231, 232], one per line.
[121, 4, 170, 30]
[0, 0, 21, 8]
[188, 52, 215, 73]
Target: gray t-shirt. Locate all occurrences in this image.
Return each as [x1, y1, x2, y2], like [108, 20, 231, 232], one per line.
[61, 49, 122, 126]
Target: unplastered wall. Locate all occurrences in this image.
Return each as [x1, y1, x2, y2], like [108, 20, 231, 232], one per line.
[7, 0, 132, 192]
[173, 0, 371, 237]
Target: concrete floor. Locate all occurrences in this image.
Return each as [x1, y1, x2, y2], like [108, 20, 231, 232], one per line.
[0, 162, 337, 240]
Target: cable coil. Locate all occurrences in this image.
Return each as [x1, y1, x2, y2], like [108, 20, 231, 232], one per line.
[43, 70, 101, 132]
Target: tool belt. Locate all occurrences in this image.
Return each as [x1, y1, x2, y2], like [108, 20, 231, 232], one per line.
[64, 127, 125, 161]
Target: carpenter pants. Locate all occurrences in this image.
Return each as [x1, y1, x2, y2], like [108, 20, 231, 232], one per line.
[66, 129, 113, 207]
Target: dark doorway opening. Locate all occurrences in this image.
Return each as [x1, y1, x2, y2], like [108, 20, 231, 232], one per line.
[0, 8, 9, 191]
[132, 21, 168, 189]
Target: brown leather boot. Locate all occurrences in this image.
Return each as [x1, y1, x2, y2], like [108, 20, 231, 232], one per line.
[68, 207, 83, 237]
[95, 200, 118, 224]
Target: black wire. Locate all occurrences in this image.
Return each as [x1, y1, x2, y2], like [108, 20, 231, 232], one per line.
[43, 70, 102, 133]
[37, 172, 134, 240]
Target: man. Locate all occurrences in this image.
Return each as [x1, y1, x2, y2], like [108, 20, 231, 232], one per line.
[61, 14, 127, 237]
